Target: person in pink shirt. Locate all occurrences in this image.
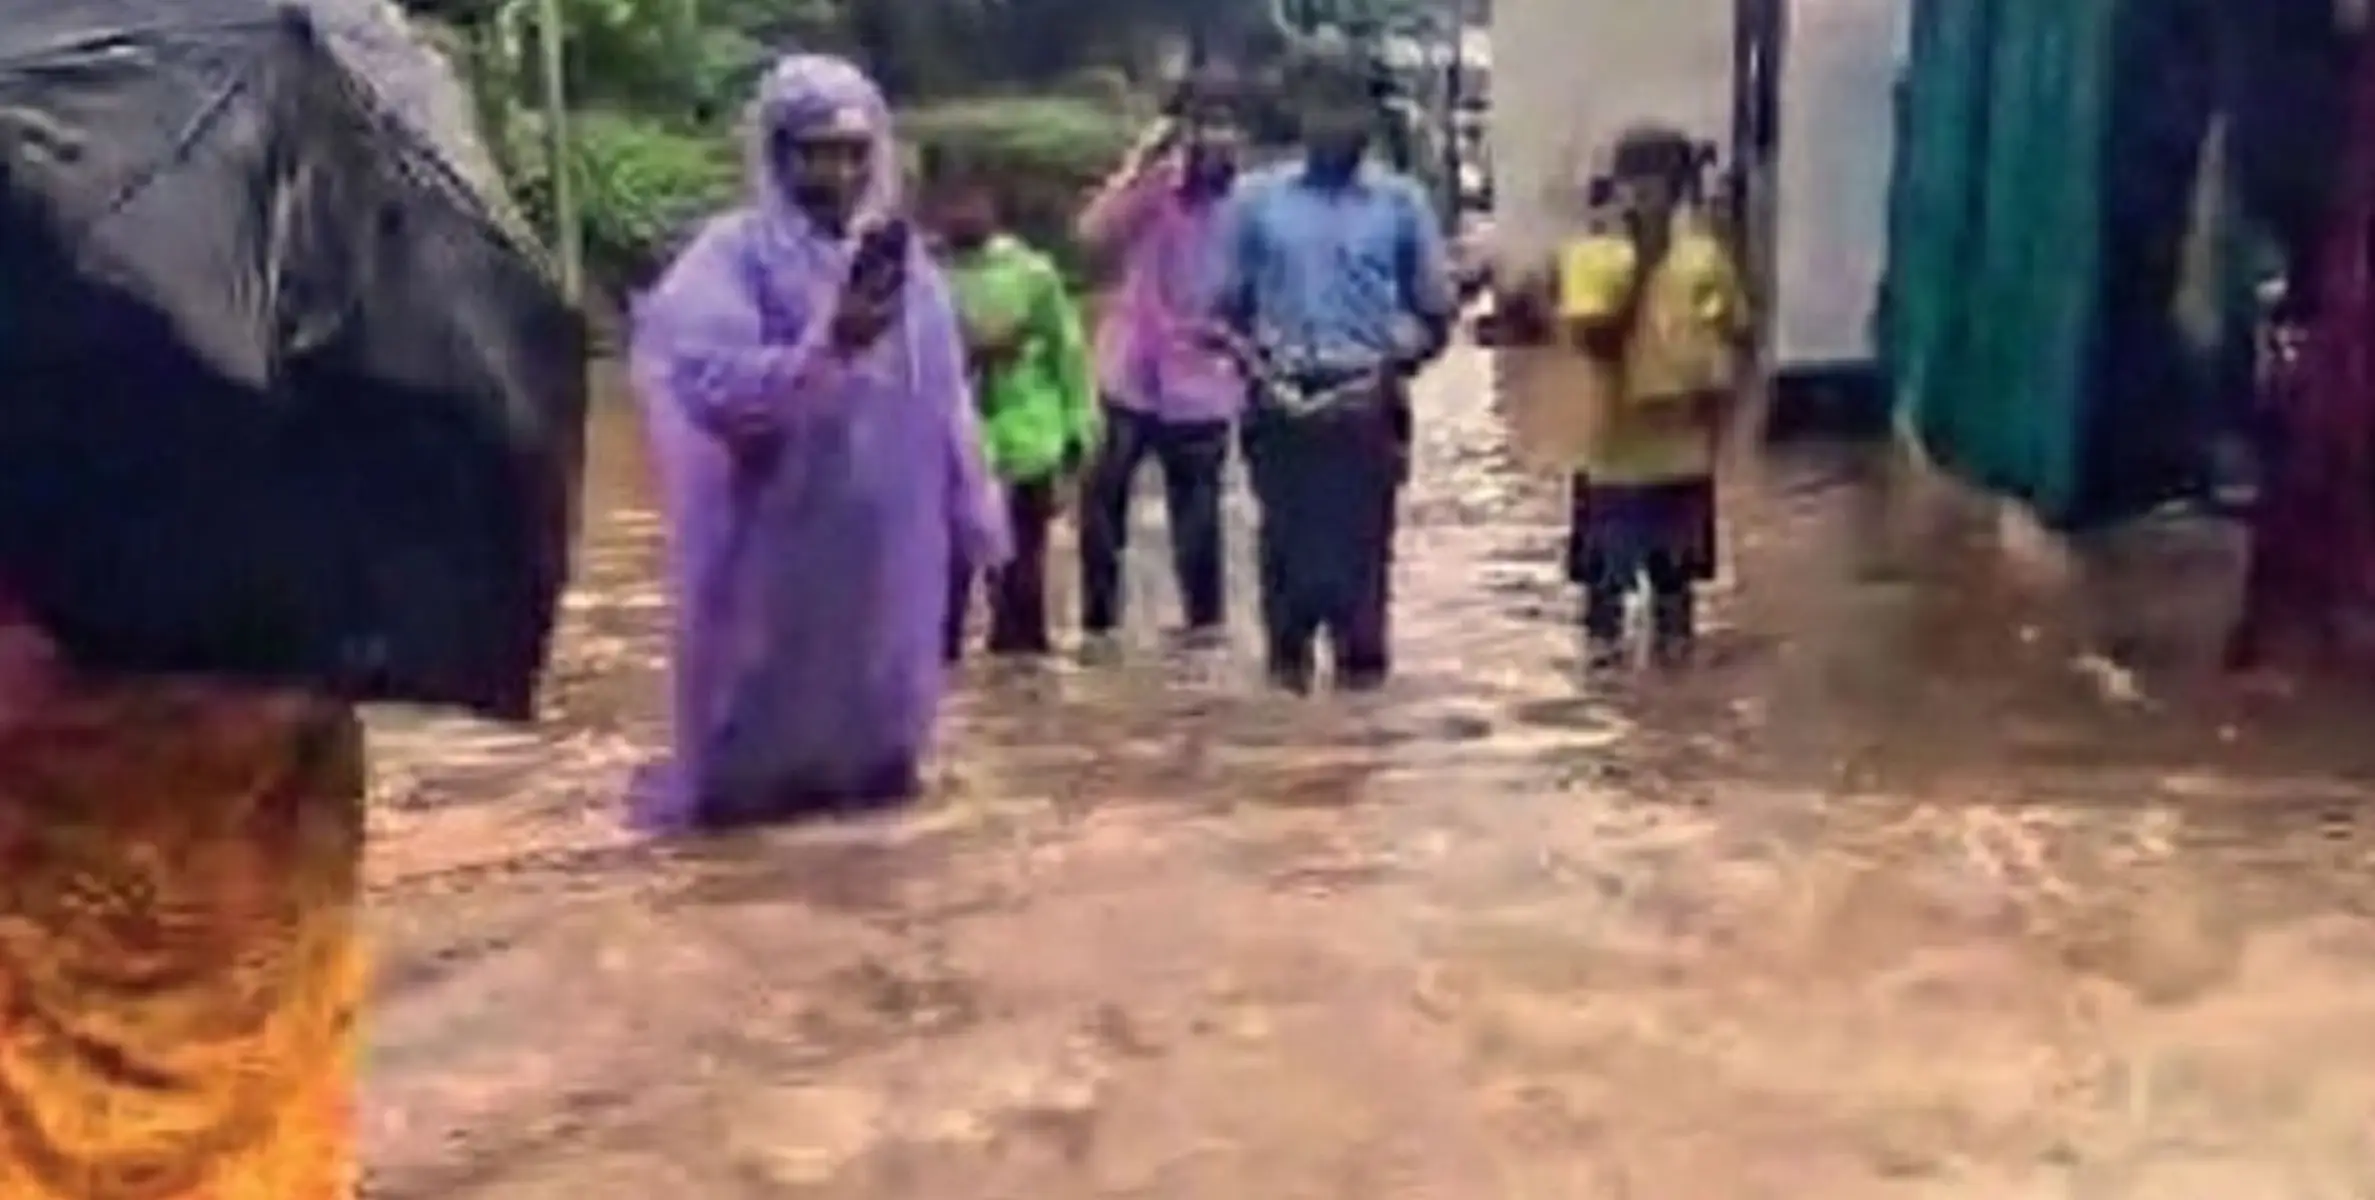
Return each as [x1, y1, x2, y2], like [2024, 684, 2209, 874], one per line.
[1074, 75, 1244, 649]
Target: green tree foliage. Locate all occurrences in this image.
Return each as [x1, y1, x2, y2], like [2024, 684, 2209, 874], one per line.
[902, 96, 1142, 279]
[507, 107, 739, 290]
[444, 0, 1436, 298]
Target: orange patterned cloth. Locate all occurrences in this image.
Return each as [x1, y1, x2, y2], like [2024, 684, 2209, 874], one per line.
[0, 660, 365, 1200]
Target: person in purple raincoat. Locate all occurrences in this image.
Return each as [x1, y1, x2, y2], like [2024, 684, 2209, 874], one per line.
[627, 54, 1008, 829]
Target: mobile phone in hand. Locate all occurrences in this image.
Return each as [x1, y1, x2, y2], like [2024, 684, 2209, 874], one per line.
[848, 219, 910, 293]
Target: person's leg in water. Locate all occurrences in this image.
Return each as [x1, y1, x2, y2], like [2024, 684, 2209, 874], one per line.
[1565, 472, 1595, 586]
[1330, 403, 1405, 690]
[1242, 415, 1320, 691]
[1573, 479, 1636, 666]
[1581, 563, 1636, 667]
[1152, 417, 1231, 640]
[1266, 587, 1322, 692]
[1079, 403, 1154, 643]
[1645, 548, 1696, 666]
[1329, 553, 1394, 689]
[1386, 387, 1414, 485]
[987, 478, 1057, 655]
[1660, 474, 1718, 664]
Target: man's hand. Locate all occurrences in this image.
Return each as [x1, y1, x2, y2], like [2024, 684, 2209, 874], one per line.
[1120, 118, 1180, 180]
[830, 288, 898, 351]
[833, 222, 908, 351]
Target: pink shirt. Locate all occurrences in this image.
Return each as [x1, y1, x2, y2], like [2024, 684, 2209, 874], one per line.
[1078, 165, 1242, 423]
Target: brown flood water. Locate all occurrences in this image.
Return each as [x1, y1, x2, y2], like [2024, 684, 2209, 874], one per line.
[362, 347, 2375, 1197]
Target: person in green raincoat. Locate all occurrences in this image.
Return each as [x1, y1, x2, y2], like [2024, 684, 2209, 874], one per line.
[924, 148, 1100, 658]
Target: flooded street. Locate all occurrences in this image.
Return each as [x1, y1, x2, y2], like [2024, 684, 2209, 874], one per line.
[363, 347, 2375, 1197]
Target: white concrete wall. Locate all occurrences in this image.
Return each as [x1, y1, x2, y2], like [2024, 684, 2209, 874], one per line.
[1771, 0, 1911, 369]
[1486, 0, 1734, 266]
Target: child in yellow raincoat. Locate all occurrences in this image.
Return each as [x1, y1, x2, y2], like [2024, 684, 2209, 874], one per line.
[1558, 127, 1750, 667]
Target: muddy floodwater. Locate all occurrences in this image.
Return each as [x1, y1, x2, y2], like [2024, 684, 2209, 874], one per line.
[363, 347, 2375, 1197]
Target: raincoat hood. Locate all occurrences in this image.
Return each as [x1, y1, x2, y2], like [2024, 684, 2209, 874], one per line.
[746, 53, 901, 232]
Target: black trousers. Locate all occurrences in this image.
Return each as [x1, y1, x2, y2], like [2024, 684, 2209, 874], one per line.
[1569, 476, 1709, 644]
[946, 478, 1056, 660]
[1078, 403, 1229, 632]
[1582, 554, 1694, 643]
[1241, 391, 1406, 687]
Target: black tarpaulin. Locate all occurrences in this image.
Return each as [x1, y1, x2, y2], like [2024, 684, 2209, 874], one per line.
[0, 0, 586, 719]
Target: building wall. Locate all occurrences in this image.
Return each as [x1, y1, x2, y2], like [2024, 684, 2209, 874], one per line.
[1771, 0, 1910, 369]
[1486, 0, 1733, 266]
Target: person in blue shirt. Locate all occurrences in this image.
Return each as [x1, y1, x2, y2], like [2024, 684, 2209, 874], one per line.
[1209, 51, 1457, 692]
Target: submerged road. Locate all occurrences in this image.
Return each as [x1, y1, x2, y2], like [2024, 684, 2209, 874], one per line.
[362, 346, 2375, 1197]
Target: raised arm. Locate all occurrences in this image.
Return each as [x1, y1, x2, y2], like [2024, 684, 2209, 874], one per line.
[1078, 120, 1181, 254]
[629, 215, 851, 438]
[1077, 161, 1174, 256]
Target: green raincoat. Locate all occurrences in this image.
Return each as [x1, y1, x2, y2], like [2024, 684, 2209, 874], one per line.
[942, 234, 1099, 482]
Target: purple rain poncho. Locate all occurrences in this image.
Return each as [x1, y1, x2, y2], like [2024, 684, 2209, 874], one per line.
[627, 55, 1008, 829]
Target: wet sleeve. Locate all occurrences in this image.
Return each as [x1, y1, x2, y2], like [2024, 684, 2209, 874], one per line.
[913, 265, 1013, 569]
[1032, 263, 1100, 454]
[628, 215, 847, 436]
